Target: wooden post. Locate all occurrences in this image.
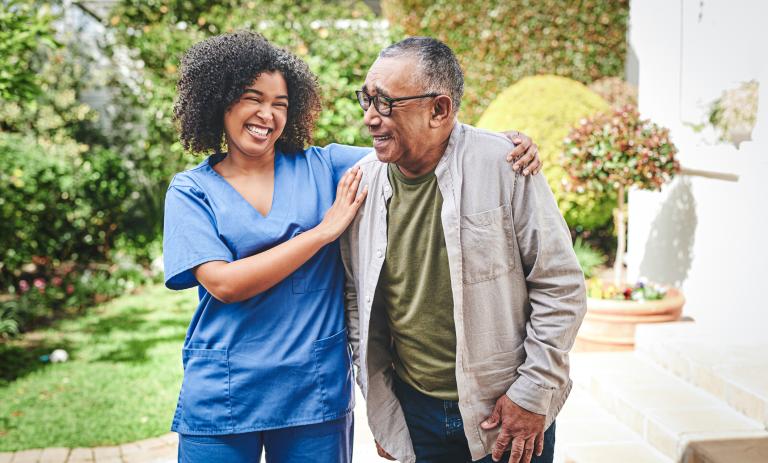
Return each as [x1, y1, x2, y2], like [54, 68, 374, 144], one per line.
[614, 184, 626, 288]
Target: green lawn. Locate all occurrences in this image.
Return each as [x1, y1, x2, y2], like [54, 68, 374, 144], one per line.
[0, 284, 196, 451]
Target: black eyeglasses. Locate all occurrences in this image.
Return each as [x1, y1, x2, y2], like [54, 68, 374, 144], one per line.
[355, 90, 440, 116]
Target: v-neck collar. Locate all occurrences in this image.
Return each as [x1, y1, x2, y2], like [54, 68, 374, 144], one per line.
[206, 151, 289, 221]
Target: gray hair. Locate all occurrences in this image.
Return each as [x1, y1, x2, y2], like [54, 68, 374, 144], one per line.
[379, 36, 464, 114]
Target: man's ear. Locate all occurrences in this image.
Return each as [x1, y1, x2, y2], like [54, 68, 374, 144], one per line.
[429, 95, 453, 127]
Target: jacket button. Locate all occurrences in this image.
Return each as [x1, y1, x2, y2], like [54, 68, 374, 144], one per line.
[376, 250, 383, 258]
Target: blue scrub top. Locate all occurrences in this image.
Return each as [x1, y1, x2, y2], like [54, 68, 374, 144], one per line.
[163, 144, 370, 435]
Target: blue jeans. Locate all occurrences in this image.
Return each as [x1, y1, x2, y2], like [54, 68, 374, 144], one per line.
[178, 413, 353, 463]
[394, 375, 555, 463]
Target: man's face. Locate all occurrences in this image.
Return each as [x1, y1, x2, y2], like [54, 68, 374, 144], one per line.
[361, 56, 435, 165]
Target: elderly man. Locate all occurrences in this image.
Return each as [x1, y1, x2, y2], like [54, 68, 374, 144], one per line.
[341, 37, 586, 463]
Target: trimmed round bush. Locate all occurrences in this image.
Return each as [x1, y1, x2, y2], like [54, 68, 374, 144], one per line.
[476, 75, 614, 230]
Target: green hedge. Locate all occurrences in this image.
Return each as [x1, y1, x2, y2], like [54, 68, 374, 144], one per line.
[382, 0, 629, 124]
[477, 75, 614, 231]
[0, 134, 132, 287]
[104, 0, 400, 253]
[111, 0, 397, 149]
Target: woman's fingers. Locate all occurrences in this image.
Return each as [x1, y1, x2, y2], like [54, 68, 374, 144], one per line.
[337, 167, 363, 205]
[354, 185, 368, 206]
[336, 168, 352, 197]
[347, 168, 363, 201]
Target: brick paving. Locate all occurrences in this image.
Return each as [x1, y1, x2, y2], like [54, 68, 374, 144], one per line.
[0, 388, 381, 463]
[0, 434, 176, 463]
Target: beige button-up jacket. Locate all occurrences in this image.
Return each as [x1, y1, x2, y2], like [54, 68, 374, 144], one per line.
[340, 123, 587, 462]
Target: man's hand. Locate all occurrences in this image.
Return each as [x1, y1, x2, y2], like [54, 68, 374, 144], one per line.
[502, 131, 542, 175]
[480, 394, 546, 463]
[375, 440, 395, 460]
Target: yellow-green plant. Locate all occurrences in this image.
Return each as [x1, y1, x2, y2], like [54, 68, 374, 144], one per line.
[477, 75, 613, 231]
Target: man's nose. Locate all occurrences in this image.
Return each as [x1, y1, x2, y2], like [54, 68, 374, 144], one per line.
[362, 102, 380, 127]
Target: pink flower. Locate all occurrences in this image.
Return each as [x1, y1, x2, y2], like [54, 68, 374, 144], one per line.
[52, 276, 63, 287]
[66, 284, 74, 295]
[19, 280, 30, 293]
[33, 278, 46, 290]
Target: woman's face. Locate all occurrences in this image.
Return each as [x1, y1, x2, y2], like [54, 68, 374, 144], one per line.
[223, 71, 289, 160]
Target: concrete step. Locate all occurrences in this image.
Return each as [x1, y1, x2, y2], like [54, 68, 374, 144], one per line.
[570, 352, 768, 461]
[555, 385, 673, 463]
[635, 322, 768, 428]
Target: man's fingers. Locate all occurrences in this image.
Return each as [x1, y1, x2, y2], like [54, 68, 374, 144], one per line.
[492, 428, 513, 461]
[521, 444, 534, 463]
[535, 430, 545, 456]
[375, 441, 395, 460]
[507, 436, 526, 463]
[481, 402, 502, 429]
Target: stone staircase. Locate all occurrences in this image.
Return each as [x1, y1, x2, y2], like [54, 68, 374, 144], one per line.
[555, 322, 768, 463]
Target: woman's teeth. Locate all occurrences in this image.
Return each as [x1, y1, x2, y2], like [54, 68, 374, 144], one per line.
[246, 125, 270, 137]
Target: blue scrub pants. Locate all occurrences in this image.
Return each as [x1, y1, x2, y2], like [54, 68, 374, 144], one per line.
[178, 413, 353, 463]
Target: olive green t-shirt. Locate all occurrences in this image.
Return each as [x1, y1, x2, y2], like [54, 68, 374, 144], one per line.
[372, 163, 458, 400]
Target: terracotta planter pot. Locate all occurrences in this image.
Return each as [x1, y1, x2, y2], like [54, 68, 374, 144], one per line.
[575, 287, 685, 352]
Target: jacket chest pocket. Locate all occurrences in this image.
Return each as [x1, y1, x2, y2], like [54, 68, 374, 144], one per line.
[460, 205, 516, 284]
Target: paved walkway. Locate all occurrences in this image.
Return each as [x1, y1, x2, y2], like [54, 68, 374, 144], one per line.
[0, 433, 177, 463]
[0, 389, 380, 463]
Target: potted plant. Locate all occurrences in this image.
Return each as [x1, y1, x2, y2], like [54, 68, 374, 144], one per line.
[563, 106, 685, 351]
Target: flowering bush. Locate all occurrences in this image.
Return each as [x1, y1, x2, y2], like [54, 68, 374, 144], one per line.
[709, 80, 759, 146]
[563, 106, 679, 288]
[0, 260, 159, 339]
[564, 106, 679, 192]
[477, 75, 614, 232]
[587, 278, 667, 301]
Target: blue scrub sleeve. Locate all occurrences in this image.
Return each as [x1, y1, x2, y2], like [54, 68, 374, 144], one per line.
[323, 144, 372, 185]
[163, 185, 233, 290]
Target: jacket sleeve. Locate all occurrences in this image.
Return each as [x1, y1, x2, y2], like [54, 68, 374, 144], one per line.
[505, 172, 587, 415]
[340, 221, 365, 395]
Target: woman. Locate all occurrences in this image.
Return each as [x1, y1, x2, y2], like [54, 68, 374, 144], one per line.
[164, 31, 541, 463]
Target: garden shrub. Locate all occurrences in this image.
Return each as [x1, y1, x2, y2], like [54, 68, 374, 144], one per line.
[477, 75, 614, 231]
[0, 1, 58, 104]
[0, 132, 146, 335]
[573, 238, 607, 279]
[588, 77, 638, 108]
[381, 0, 629, 124]
[0, 133, 132, 286]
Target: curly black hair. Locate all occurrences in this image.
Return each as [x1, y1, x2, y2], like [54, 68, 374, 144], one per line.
[173, 31, 321, 155]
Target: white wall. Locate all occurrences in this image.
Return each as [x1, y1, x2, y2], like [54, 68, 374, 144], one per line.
[627, 0, 768, 331]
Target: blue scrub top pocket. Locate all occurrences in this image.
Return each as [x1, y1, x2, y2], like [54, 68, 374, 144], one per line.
[292, 247, 334, 294]
[312, 329, 354, 420]
[180, 348, 233, 433]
